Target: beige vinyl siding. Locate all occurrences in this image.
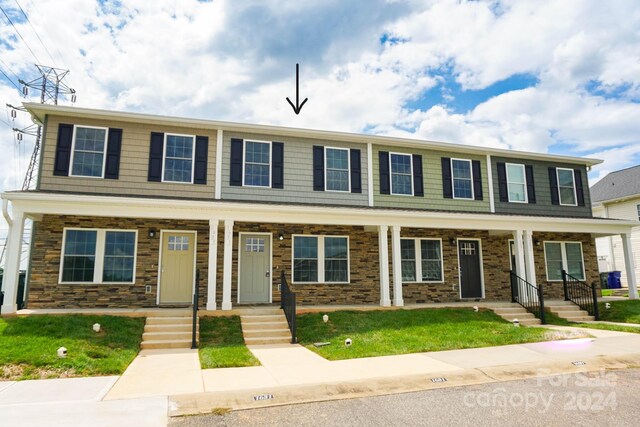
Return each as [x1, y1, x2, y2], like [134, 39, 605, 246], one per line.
[491, 156, 592, 218]
[221, 131, 368, 206]
[39, 115, 216, 199]
[372, 145, 490, 212]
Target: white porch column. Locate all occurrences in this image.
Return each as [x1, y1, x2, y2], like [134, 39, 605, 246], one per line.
[621, 233, 638, 300]
[523, 230, 537, 287]
[206, 219, 219, 310]
[513, 230, 527, 301]
[221, 220, 234, 310]
[391, 225, 404, 307]
[1, 209, 25, 314]
[378, 225, 391, 307]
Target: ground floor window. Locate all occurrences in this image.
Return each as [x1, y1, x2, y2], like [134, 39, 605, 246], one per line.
[60, 228, 137, 284]
[544, 241, 584, 281]
[292, 235, 349, 283]
[400, 238, 443, 282]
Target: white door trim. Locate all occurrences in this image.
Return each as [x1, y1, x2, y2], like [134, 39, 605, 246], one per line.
[456, 237, 486, 299]
[157, 229, 198, 305]
[237, 231, 273, 304]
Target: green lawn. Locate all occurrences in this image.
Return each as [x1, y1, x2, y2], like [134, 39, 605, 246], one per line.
[599, 300, 640, 324]
[297, 308, 588, 360]
[198, 316, 260, 369]
[0, 315, 144, 380]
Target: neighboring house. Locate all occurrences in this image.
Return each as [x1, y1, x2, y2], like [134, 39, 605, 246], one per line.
[591, 165, 640, 288]
[0, 103, 637, 315]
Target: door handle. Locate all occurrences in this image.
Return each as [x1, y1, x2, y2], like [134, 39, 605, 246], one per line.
[266, 271, 270, 278]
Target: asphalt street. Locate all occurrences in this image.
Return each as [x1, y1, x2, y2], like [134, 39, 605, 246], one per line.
[169, 369, 640, 427]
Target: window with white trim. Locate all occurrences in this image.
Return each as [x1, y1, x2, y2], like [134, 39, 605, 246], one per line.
[244, 140, 271, 187]
[452, 159, 473, 199]
[544, 241, 584, 281]
[325, 147, 350, 191]
[400, 238, 444, 282]
[637, 204, 640, 221]
[61, 229, 137, 284]
[292, 235, 349, 283]
[557, 168, 577, 206]
[506, 163, 527, 203]
[70, 126, 108, 177]
[163, 134, 195, 183]
[390, 153, 413, 195]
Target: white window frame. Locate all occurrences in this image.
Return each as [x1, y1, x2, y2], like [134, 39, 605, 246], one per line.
[242, 139, 272, 188]
[68, 125, 109, 179]
[291, 234, 350, 284]
[636, 204, 640, 221]
[556, 167, 577, 206]
[162, 133, 196, 184]
[389, 152, 413, 196]
[543, 241, 585, 281]
[59, 228, 138, 285]
[400, 238, 444, 283]
[451, 158, 474, 200]
[324, 146, 351, 192]
[505, 163, 528, 203]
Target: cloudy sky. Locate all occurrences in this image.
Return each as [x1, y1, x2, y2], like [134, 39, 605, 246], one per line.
[1, 0, 640, 246]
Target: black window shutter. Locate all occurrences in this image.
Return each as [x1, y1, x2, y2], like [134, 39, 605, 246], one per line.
[497, 162, 508, 202]
[441, 157, 452, 198]
[350, 149, 362, 193]
[147, 132, 164, 182]
[104, 128, 122, 180]
[379, 151, 390, 195]
[548, 167, 559, 205]
[230, 138, 243, 186]
[272, 142, 284, 189]
[525, 165, 536, 204]
[53, 123, 74, 176]
[574, 169, 585, 206]
[193, 136, 208, 185]
[472, 160, 483, 200]
[313, 145, 325, 191]
[412, 154, 424, 197]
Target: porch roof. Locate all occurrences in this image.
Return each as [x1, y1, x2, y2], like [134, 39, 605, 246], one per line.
[3, 191, 636, 236]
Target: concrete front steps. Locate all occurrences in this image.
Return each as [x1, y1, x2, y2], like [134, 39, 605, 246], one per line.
[545, 300, 595, 322]
[490, 304, 542, 326]
[240, 307, 292, 345]
[141, 309, 199, 349]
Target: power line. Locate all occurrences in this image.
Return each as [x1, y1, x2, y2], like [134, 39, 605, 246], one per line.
[0, 57, 21, 82]
[0, 4, 42, 64]
[0, 66, 22, 92]
[12, 0, 57, 66]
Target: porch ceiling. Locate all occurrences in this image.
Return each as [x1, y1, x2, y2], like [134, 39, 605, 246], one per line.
[3, 191, 637, 235]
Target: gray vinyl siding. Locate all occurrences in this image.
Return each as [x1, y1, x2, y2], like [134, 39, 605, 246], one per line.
[491, 156, 592, 217]
[221, 131, 368, 206]
[39, 115, 217, 199]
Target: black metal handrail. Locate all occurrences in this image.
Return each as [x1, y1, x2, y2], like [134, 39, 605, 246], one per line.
[191, 269, 200, 349]
[510, 271, 546, 324]
[280, 270, 297, 344]
[562, 270, 599, 320]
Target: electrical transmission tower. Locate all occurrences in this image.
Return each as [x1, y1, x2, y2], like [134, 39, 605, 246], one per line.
[8, 65, 76, 190]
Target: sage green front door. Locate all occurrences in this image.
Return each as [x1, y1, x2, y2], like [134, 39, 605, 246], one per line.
[239, 234, 271, 303]
[159, 232, 195, 305]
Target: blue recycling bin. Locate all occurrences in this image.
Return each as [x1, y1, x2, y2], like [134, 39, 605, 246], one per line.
[607, 271, 622, 289]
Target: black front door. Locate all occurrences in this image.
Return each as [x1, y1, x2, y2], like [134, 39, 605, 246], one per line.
[459, 239, 482, 298]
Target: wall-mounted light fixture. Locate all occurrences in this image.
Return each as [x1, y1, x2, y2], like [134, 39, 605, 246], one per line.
[148, 229, 156, 238]
[278, 232, 285, 241]
[449, 237, 456, 246]
[533, 238, 541, 246]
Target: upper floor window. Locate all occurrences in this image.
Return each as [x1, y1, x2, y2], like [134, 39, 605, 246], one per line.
[163, 134, 195, 183]
[292, 235, 349, 283]
[400, 238, 444, 282]
[556, 168, 577, 206]
[325, 147, 350, 192]
[544, 241, 584, 281]
[244, 140, 271, 187]
[390, 153, 413, 195]
[70, 126, 108, 178]
[452, 158, 473, 199]
[506, 163, 527, 203]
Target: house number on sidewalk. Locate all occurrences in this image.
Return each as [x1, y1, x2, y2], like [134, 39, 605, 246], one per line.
[253, 394, 274, 401]
[431, 377, 448, 383]
[571, 361, 586, 366]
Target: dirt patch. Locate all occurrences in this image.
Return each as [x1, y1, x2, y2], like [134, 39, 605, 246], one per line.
[0, 364, 78, 381]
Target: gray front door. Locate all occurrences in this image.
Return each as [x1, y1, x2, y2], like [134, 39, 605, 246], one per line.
[239, 234, 271, 303]
[459, 239, 483, 298]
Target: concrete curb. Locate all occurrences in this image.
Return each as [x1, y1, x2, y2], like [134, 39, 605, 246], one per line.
[168, 353, 640, 417]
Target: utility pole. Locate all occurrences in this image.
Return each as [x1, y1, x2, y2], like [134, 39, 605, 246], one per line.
[8, 65, 76, 190]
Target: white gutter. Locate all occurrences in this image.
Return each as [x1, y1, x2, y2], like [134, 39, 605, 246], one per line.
[2, 199, 12, 227]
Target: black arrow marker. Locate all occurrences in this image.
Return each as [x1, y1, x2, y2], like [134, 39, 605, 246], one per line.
[286, 63, 308, 115]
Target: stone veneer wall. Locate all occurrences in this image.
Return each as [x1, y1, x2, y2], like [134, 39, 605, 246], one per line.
[28, 215, 209, 308]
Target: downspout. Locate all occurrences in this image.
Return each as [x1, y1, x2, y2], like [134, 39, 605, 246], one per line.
[2, 199, 12, 227]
